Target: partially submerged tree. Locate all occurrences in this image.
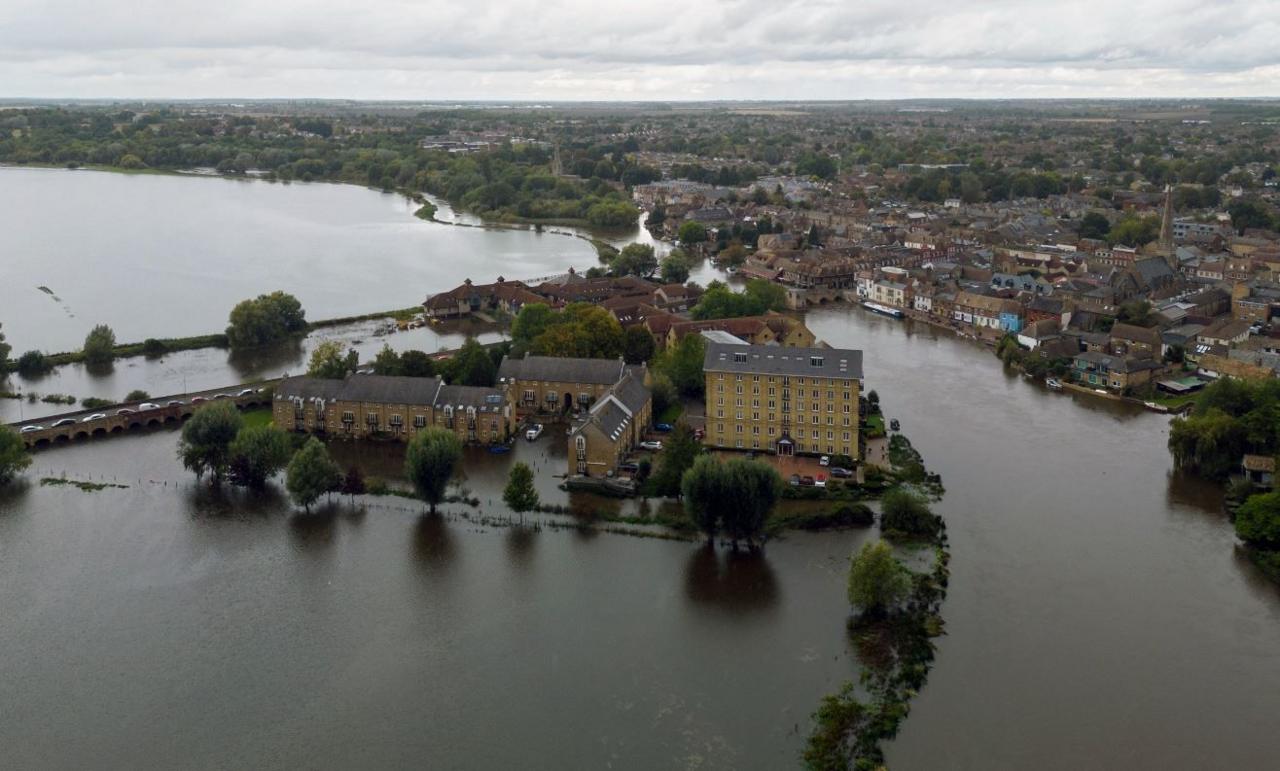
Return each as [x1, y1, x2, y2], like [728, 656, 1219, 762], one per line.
[0, 425, 32, 486]
[307, 340, 350, 379]
[502, 462, 539, 522]
[286, 436, 342, 513]
[82, 324, 116, 365]
[227, 424, 293, 489]
[404, 428, 463, 513]
[847, 540, 912, 618]
[177, 401, 244, 484]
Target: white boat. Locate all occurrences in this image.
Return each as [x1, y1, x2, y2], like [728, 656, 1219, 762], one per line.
[1045, 378, 1063, 390]
[861, 301, 904, 319]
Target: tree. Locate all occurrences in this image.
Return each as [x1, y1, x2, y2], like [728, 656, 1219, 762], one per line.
[400, 350, 437, 378]
[404, 428, 463, 513]
[451, 338, 496, 387]
[372, 344, 403, 375]
[125, 389, 150, 402]
[623, 325, 655, 365]
[1107, 214, 1161, 247]
[880, 488, 940, 539]
[690, 279, 785, 320]
[677, 221, 708, 244]
[225, 291, 307, 349]
[286, 437, 341, 513]
[503, 462, 539, 522]
[227, 424, 292, 489]
[0, 323, 10, 370]
[1227, 199, 1275, 235]
[681, 455, 724, 543]
[528, 304, 625, 360]
[1117, 300, 1153, 327]
[659, 251, 692, 284]
[177, 401, 244, 484]
[307, 340, 350, 379]
[340, 465, 366, 499]
[512, 303, 556, 344]
[15, 350, 50, 375]
[0, 425, 32, 486]
[1235, 492, 1280, 550]
[612, 243, 658, 278]
[651, 424, 702, 498]
[720, 458, 783, 547]
[847, 540, 912, 618]
[1079, 211, 1111, 240]
[82, 324, 116, 365]
[680, 455, 780, 547]
[654, 333, 706, 397]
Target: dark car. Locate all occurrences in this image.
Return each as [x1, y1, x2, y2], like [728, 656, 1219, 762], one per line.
[799, 475, 815, 486]
[618, 462, 640, 474]
[653, 422, 674, 432]
[789, 474, 801, 486]
[829, 467, 853, 478]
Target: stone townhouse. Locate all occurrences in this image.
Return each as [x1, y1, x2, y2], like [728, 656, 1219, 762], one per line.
[567, 373, 653, 478]
[1109, 323, 1162, 360]
[274, 373, 513, 443]
[665, 314, 816, 350]
[703, 341, 864, 459]
[496, 354, 644, 417]
[1072, 352, 1164, 393]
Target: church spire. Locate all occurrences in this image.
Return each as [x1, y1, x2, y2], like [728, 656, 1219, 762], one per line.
[1157, 183, 1176, 267]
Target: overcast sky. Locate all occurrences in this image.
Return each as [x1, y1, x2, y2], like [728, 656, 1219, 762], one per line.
[2, 0, 1278, 100]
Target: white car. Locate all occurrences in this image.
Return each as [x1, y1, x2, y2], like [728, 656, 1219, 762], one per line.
[238, 388, 256, 397]
[50, 418, 77, 428]
[81, 413, 107, 423]
[138, 402, 161, 411]
[525, 423, 544, 441]
[819, 455, 830, 467]
[20, 425, 42, 433]
[639, 440, 663, 451]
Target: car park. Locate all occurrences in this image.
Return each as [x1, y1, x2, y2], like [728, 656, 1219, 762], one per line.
[81, 413, 107, 423]
[639, 440, 663, 451]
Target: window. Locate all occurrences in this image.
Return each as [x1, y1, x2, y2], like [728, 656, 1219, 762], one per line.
[752, 425, 760, 435]
[414, 415, 427, 428]
[811, 415, 819, 425]
[735, 425, 744, 433]
[842, 432, 851, 441]
[734, 352, 747, 363]
[342, 411, 355, 423]
[752, 412, 760, 421]
[735, 385, 743, 394]
[716, 409, 724, 418]
[389, 414, 404, 427]
[522, 389, 535, 403]
[736, 412, 743, 420]
[366, 412, 379, 426]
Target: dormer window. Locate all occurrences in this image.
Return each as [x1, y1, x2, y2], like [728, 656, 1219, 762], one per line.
[810, 356, 824, 368]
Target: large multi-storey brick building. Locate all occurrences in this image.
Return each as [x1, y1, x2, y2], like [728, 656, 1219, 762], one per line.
[273, 373, 513, 445]
[703, 342, 864, 459]
[496, 354, 645, 417]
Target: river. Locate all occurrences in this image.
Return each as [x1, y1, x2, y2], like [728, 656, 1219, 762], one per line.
[4, 170, 1280, 769]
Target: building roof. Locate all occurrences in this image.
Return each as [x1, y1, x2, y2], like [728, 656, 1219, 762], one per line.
[703, 342, 863, 379]
[275, 374, 444, 407]
[1110, 323, 1162, 347]
[497, 354, 628, 386]
[434, 384, 506, 413]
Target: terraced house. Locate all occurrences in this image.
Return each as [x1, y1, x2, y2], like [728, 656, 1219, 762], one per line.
[274, 373, 512, 444]
[496, 354, 645, 417]
[703, 341, 864, 459]
[567, 373, 652, 478]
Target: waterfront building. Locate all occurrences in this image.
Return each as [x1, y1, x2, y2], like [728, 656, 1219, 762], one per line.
[274, 373, 512, 444]
[702, 341, 863, 459]
[567, 373, 653, 478]
[496, 353, 645, 417]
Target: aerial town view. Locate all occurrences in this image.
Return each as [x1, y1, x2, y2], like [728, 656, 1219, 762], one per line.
[2, 2, 1280, 769]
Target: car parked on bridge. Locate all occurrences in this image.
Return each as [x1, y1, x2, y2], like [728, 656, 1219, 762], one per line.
[81, 413, 107, 423]
[116, 408, 136, 416]
[20, 425, 42, 433]
[213, 393, 233, 400]
[238, 388, 256, 397]
[166, 400, 184, 407]
[50, 418, 77, 428]
[190, 396, 207, 404]
[138, 402, 161, 411]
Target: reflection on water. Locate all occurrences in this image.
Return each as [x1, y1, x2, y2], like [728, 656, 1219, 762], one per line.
[684, 544, 780, 613]
[412, 513, 457, 573]
[288, 506, 340, 550]
[505, 524, 538, 568]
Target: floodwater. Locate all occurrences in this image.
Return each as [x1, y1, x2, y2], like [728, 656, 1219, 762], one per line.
[0, 166, 598, 353]
[801, 307, 1280, 770]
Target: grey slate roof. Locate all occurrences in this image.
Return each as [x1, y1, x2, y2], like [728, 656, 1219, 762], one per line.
[703, 342, 863, 379]
[497, 354, 627, 386]
[590, 399, 632, 442]
[434, 384, 506, 413]
[609, 373, 651, 416]
[275, 374, 444, 407]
